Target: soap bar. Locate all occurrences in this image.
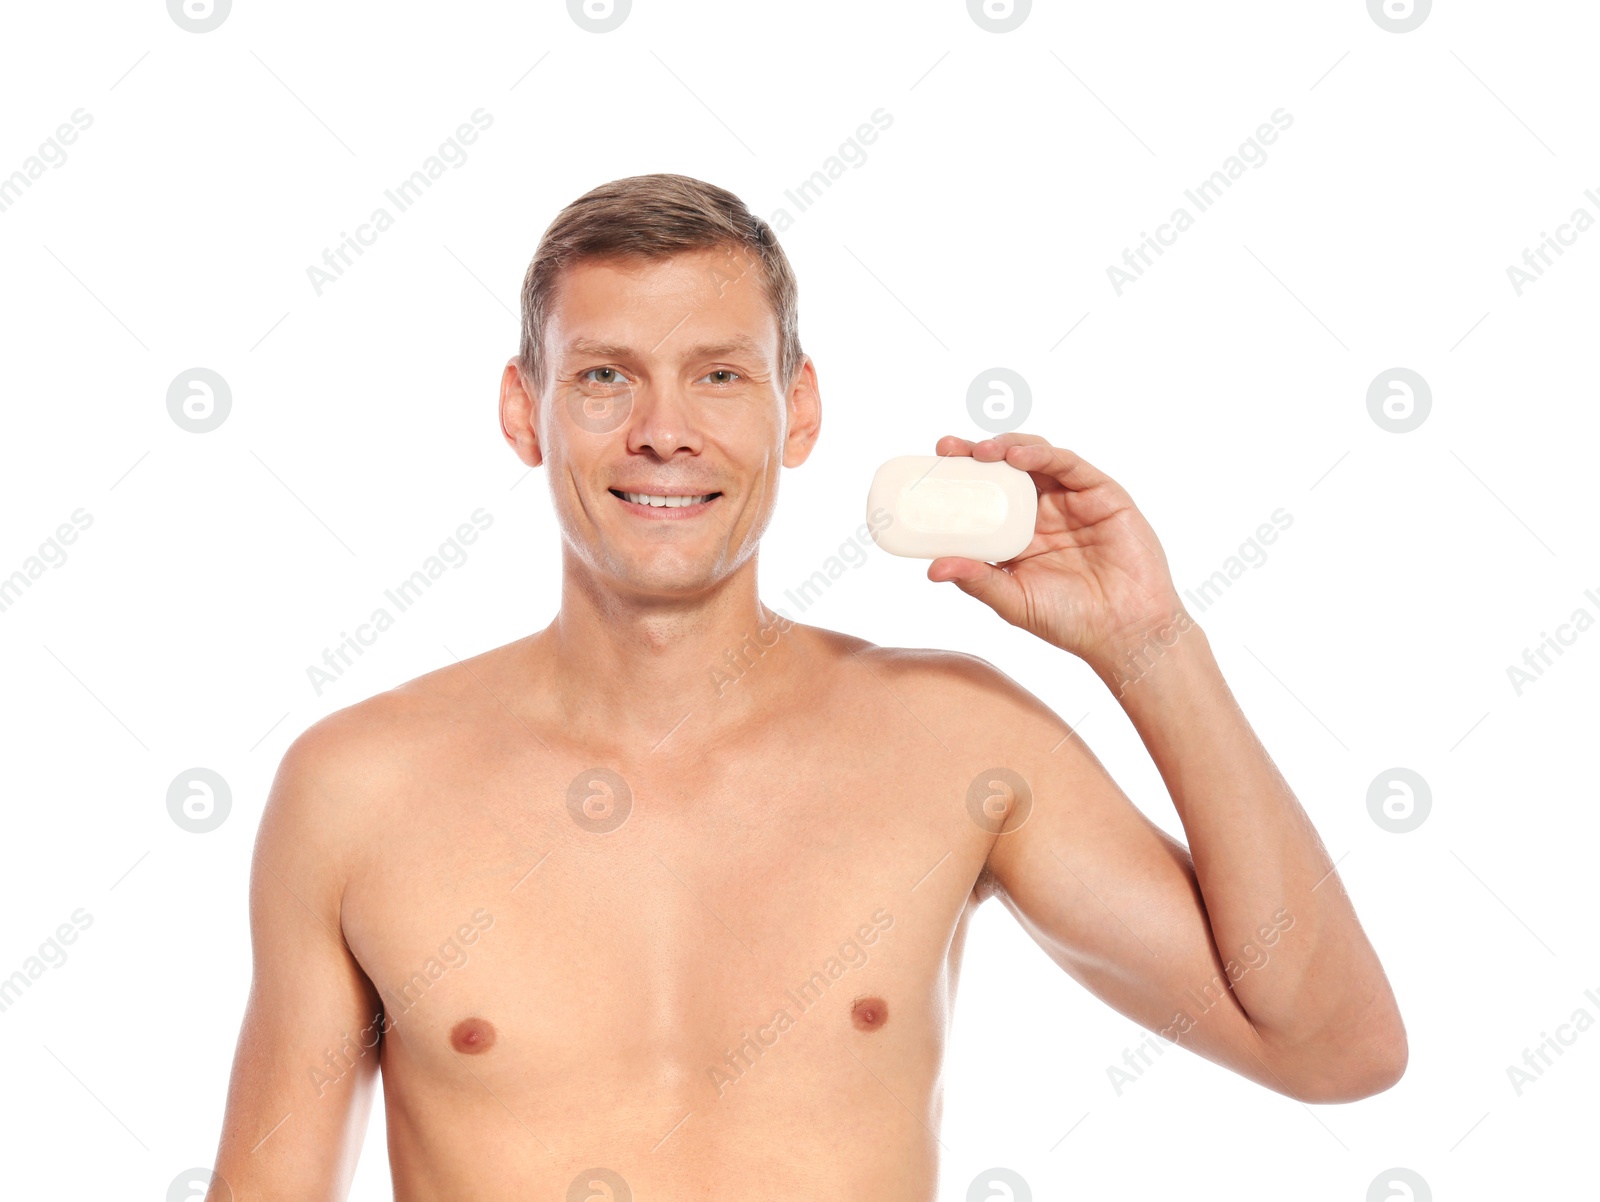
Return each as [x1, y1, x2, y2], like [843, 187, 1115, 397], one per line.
[867, 455, 1037, 561]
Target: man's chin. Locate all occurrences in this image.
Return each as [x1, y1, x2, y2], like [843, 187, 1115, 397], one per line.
[596, 554, 731, 601]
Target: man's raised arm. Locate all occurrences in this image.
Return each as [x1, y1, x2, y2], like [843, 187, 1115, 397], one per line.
[209, 720, 383, 1201]
[929, 432, 1407, 1103]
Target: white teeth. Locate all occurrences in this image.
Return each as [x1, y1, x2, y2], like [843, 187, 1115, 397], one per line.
[620, 492, 712, 508]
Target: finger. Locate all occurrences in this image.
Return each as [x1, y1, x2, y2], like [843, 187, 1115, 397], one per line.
[967, 432, 1049, 462]
[939, 432, 1048, 460]
[928, 556, 1028, 623]
[999, 442, 1113, 492]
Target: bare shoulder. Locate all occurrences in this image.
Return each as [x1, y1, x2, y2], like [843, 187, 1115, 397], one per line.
[804, 629, 1090, 903]
[837, 633, 1074, 741]
[263, 640, 523, 851]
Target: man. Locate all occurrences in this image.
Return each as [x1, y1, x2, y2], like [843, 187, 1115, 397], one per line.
[207, 173, 1405, 1200]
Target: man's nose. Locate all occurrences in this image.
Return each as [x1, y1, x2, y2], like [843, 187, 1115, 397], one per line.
[625, 382, 702, 458]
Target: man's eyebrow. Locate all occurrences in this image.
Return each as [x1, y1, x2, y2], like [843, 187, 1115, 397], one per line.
[560, 338, 633, 360]
[560, 335, 766, 362]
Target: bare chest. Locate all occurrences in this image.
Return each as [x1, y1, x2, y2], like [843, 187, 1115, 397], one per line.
[338, 717, 992, 1117]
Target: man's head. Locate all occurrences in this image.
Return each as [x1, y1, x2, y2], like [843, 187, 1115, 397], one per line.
[500, 174, 820, 602]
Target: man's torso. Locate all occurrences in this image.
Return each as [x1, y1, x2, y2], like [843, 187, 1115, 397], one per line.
[329, 625, 1022, 1199]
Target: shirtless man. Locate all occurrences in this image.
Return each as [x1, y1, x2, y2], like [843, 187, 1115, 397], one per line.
[206, 174, 1406, 1201]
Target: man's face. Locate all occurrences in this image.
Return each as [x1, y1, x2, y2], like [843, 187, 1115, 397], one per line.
[504, 245, 819, 600]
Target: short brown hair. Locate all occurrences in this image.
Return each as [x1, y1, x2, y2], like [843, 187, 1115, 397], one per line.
[516, 173, 802, 399]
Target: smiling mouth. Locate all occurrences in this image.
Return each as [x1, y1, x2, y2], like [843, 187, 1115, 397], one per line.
[609, 489, 721, 508]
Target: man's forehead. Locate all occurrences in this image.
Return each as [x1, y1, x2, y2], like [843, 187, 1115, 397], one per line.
[547, 250, 775, 366]
[559, 247, 757, 295]
[558, 332, 768, 362]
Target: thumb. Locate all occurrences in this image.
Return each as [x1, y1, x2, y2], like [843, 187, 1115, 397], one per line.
[928, 557, 1027, 623]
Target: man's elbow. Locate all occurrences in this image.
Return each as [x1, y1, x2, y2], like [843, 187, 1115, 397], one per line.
[1277, 1023, 1409, 1104]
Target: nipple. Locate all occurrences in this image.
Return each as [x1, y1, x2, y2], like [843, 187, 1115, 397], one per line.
[851, 996, 889, 1032]
[450, 1016, 497, 1054]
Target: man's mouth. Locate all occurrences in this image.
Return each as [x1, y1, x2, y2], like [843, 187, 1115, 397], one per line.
[609, 489, 721, 509]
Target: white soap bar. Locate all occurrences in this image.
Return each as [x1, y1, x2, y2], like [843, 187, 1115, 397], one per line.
[867, 455, 1037, 561]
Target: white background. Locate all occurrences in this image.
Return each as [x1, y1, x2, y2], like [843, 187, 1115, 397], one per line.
[1, 1, 1595, 1199]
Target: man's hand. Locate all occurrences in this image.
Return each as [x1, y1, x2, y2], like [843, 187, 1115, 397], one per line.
[927, 433, 1186, 670]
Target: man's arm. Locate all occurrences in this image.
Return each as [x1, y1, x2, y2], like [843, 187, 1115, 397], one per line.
[209, 721, 383, 1201]
[929, 433, 1406, 1103]
[975, 628, 1405, 1103]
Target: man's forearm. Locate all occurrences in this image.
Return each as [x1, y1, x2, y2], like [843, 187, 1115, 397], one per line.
[1086, 612, 1405, 1089]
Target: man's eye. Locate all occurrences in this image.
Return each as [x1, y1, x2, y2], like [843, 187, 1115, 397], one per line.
[704, 370, 740, 386]
[583, 368, 627, 387]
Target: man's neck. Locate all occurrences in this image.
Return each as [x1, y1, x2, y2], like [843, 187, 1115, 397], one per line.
[532, 554, 794, 753]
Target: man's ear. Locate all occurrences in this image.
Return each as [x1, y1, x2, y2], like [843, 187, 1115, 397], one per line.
[500, 359, 543, 468]
[782, 355, 821, 469]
